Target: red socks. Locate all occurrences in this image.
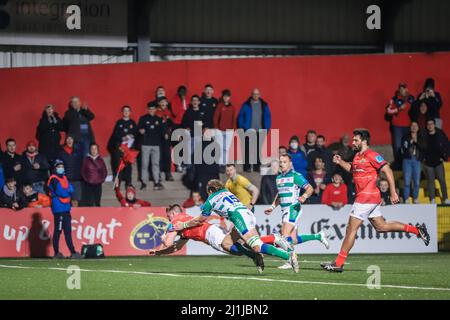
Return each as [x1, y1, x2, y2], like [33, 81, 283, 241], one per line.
[335, 250, 348, 267]
[260, 235, 275, 244]
[403, 224, 419, 236]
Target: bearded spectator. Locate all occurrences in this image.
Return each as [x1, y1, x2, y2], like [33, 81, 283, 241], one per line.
[2, 139, 23, 186]
[417, 78, 443, 128]
[35, 104, 64, 164]
[423, 119, 450, 204]
[81, 143, 107, 207]
[63, 96, 95, 157]
[21, 140, 49, 194]
[57, 135, 83, 207]
[287, 136, 308, 177]
[22, 183, 51, 208]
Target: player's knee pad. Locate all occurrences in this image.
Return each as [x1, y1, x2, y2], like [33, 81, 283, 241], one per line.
[247, 235, 263, 249]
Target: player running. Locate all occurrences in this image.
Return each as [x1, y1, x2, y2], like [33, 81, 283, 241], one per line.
[321, 129, 430, 273]
[150, 204, 265, 273]
[201, 179, 300, 272]
[263, 154, 330, 269]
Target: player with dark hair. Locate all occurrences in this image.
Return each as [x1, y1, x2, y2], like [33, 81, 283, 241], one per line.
[321, 129, 430, 272]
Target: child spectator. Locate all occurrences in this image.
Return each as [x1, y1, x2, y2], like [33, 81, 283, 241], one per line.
[182, 190, 204, 208]
[417, 78, 443, 128]
[22, 183, 51, 208]
[0, 177, 26, 210]
[81, 143, 107, 207]
[379, 179, 392, 206]
[114, 179, 151, 208]
[321, 173, 348, 210]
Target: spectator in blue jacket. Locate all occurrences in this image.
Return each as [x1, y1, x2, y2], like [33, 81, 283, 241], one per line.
[57, 135, 83, 207]
[0, 164, 4, 190]
[287, 136, 308, 177]
[47, 159, 82, 259]
[237, 88, 271, 172]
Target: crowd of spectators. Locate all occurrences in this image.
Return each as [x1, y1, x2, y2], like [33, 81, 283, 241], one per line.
[0, 78, 448, 211]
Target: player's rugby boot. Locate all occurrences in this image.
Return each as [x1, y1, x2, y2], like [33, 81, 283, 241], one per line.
[318, 230, 330, 249]
[416, 223, 430, 246]
[289, 251, 299, 273]
[320, 261, 344, 273]
[253, 253, 265, 274]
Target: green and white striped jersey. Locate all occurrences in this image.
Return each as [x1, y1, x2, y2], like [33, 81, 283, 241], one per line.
[276, 169, 310, 209]
[201, 189, 248, 218]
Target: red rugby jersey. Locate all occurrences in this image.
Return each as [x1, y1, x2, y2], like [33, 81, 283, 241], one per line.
[170, 213, 211, 242]
[352, 149, 387, 204]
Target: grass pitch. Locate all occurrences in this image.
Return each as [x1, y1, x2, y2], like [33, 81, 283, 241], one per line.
[0, 253, 449, 300]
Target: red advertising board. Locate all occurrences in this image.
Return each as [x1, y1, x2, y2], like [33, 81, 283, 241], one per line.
[0, 207, 186, 258]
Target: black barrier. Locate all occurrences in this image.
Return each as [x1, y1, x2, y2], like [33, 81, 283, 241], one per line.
[437, 205, 450, 251]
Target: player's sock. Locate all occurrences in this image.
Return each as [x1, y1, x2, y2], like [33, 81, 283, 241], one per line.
[230, 243, 256, 259]
[403, 224, 419, 236]
[260, 243, 289, 260]
[335, 249, 348, 267]
[287, 234, 321, 244]
[260, 235, 275, 244]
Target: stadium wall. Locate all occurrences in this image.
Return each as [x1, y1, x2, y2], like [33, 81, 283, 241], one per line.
[0, 52, 449, 152]
[0, 205, 437, 258]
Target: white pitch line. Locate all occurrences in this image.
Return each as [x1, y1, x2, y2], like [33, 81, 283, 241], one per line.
[0, 264, 449, 293]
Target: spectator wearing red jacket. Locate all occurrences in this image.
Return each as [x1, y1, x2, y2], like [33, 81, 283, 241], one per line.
[170, 85, 188, 126]
[114, 179, 151, 208]
[385, 83, 415, 168]
[321, 173, 348, 210]
[80, 143, 107, 207]
[182, 190, 204, 208]
[213, 89, 236, 168]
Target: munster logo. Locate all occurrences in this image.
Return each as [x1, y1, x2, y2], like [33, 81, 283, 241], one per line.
[130, 214, 170, 250]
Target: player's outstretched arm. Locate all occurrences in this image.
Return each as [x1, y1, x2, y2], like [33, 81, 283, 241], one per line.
[265, 193, 280, 215]
[381, 164, 400, 204]
[152, 239, 189, 256]
[333, 154, 352, 172]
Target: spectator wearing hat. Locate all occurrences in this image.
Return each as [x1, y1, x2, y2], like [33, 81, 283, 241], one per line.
[138, 103, 164, 191]
[238, 88, 272, 172]
[2, 138, 24, 186]
[213, 89, 236, 168]
[107, 105, 138, 187]
[385, 83, 415, 168]
[423, 119, 450, 204]
[0, 177, 26, 210]
[417, 78, 443, 129]
[321, 173, 348, 210]
[57, 135, 83, 207]
[35, 104, 64, 164]
[156, 97, 175, 181]
[114, 178, 151, 207]
[81, 143, 107, 207]
[200, 84, 218, 130]
[63, 96, 95, 157]
[287, 136, 308, 178]
[21, 140, 49, 194]
[47, 159, 83, 259]
[22, 183, 51, 208]
[170, 85, 188, 127]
